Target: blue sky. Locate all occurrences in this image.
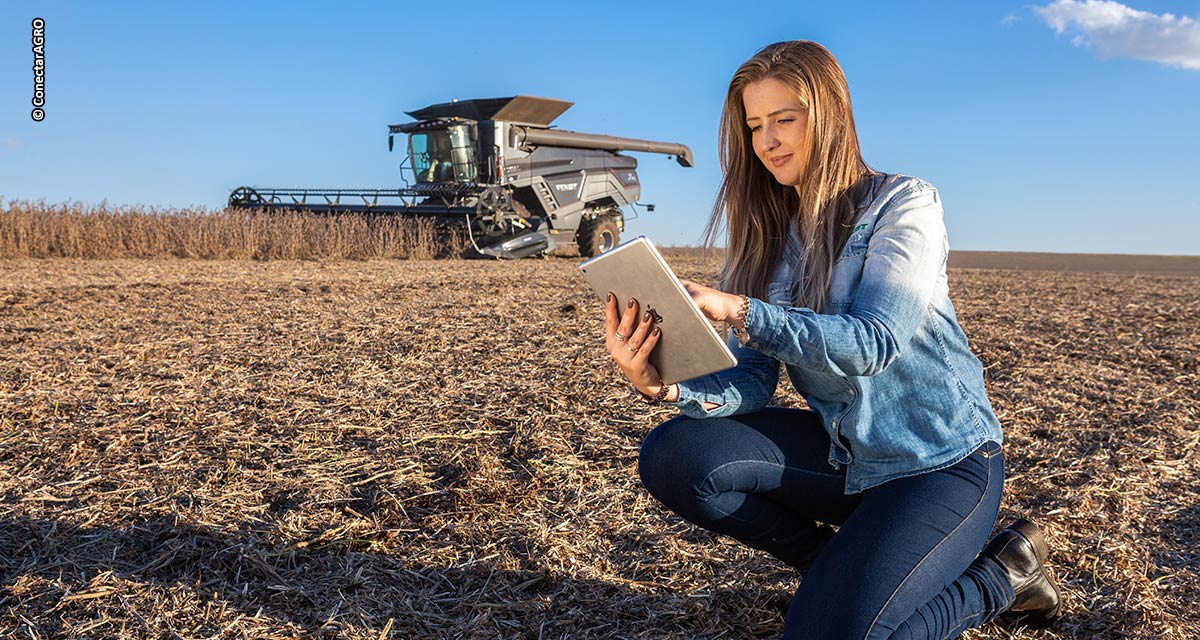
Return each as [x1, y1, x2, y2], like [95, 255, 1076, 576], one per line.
[2, 0, 1198, 255]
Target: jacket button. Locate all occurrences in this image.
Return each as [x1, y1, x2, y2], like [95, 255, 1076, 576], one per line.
[831, 420, 839, 430]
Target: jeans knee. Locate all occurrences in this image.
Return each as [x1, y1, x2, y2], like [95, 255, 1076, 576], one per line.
[639, 415, 717, 504]
[638, 417, 686, 494]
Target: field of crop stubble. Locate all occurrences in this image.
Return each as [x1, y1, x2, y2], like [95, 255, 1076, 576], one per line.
[1, 247, 1197, 638]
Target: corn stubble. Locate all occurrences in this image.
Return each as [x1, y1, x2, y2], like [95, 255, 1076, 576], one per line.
[0, 239, 1197, 638]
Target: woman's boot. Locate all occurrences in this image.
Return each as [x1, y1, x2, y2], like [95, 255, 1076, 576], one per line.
[982, 518, 1062, 627]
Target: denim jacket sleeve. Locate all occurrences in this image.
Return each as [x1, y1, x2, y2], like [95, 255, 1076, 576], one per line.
[745, 182, 947, 377]
[670, 333, 780, 418]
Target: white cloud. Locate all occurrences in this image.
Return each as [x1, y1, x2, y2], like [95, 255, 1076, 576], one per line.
[1033, 0, 1200, 70]
[1002, 14, 1021, 27]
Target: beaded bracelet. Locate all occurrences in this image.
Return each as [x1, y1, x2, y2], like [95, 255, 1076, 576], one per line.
[633, 380, 672, 405]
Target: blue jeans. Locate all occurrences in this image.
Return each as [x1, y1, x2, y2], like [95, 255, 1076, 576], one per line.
[638, 408, 1015, 640]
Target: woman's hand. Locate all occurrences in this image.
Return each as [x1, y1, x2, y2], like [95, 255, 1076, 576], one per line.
[680, 280, 748, 331]
[604, 292, 674, 400]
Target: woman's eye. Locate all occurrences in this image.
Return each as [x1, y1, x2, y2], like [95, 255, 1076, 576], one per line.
[778, 118, 794, 124]
[749, 125, 761, 133]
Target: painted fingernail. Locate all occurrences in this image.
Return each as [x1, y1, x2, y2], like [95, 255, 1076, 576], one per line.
[628, 298, 636, 308]
[654, 327, 661, 336]
[643, 311, 651, 322]
[606, 292, 613, 303]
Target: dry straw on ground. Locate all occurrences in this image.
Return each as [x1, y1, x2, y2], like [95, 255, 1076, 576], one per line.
[0, 250, 1197, 638]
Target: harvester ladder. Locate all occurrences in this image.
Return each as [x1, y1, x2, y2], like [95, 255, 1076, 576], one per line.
[535, 180, 558, 212]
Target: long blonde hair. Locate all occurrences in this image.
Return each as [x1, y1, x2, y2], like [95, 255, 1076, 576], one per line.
[704, 41, 876, 312]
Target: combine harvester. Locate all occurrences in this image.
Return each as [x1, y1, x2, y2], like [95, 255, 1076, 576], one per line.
[229, 96, 693, 258]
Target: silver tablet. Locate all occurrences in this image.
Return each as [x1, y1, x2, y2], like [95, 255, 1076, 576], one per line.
[579, 236, 737, 385]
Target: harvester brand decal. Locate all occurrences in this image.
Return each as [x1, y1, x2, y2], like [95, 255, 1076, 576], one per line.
[626, 173, 637, 183]
[554, 183, 578, 192]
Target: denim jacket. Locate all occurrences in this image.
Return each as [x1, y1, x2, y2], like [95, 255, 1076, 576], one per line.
[673, 174, 1003, 494]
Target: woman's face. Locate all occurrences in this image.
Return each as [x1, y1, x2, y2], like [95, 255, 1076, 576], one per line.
[742, 77, 809, 189]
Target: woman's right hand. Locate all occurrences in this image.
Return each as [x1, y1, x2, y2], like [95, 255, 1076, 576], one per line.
[604, 292, 667, 397]
[679, 279, 747, 331]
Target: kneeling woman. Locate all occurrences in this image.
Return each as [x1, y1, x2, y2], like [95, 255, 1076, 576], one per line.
[602, 41, 1060, 639]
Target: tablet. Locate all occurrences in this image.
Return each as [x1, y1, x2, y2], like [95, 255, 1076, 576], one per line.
[578, 236, 737, 385]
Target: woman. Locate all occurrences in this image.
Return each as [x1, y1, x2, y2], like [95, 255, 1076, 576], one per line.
[603, 41, 1061, 639]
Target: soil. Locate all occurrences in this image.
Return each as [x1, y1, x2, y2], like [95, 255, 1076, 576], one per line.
[1, 255, 1196, 639]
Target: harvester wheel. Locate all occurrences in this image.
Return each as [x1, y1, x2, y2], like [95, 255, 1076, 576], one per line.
[477, 215, 510, 238]
[228, 186, 263, 209]
[478, 188, 512, 213]
[578, 215, 619, 257]
[476, 188, 517, 238]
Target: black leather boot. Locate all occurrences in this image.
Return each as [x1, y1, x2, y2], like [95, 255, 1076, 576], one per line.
[982, 518, 1062, 627]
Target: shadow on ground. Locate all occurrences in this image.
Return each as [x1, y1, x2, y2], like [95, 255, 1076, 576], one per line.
[0, 516, 794, 639]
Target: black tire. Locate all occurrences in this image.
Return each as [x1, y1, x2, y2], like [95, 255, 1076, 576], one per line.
[578, 216, 620, 257]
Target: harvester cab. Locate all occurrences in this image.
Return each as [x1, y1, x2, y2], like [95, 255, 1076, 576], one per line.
[231, 96, 693, 259]
[399, 119, 476, 184]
